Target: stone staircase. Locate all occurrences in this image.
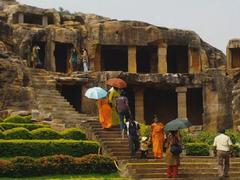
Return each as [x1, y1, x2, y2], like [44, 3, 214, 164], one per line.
[121, 157, 240, 179]
[30, 68, 240, 179]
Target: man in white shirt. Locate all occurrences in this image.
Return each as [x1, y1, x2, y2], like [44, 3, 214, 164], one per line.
[213, 129, 233, 178]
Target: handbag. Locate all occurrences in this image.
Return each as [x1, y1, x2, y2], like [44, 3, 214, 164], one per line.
[170, 144, 182, 155]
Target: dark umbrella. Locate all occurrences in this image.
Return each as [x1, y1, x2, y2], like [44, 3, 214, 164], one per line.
[164, 118, 192, 132]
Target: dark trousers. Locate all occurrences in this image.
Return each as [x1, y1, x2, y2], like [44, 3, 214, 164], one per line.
[128, 135, 139, 158]
[217, 150, 230, 177]
[140, 150, 148, 159]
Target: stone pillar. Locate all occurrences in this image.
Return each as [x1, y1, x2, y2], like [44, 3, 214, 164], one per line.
[18, 13, 24, 23]
[94, 45, 101, 71]
[128, 46, 137, 73]
[42, 15, 48, 26]
[135, 88, 144, 123]
[158, 43, 167, 74]
[176, 87, 187, 119]
[189, 48, 201, 73]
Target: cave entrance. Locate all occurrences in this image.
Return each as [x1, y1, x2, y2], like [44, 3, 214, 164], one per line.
[167, 45, 188, 73]
[101, 45, 128, 71]
[124, 87, 135, 118]
[54, 42, 72, 73]
[144, 88, 177, 125]
[187, 88, 203, 125]
[137, 46, 158, 73]
[57, 84, 82, 112]
[32, 41, 45, 68]
[230, 48, 240, 68]
[24, 13, 43, 25]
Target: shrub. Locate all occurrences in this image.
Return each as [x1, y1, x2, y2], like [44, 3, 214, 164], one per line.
[139, 123, 151, 137]
[0, 123, 49, 131]
[4, 115, 32, 124]
[3, 128, 32, 139]
[31, 128, 62, 140]
[0, 140, 99, 157]
[195, 131, 216, 145]
[180, 129, 195, 144]
[61, 128, 86, 140]
[0, 131, 4, 139]
[73, 154, 117, 174]
[232, 145, 240, 157]
[0, 126, 4, 131]
[225, 130, 240, 144]
[0, 154, 116, 177]
[185, 143, 209, 156]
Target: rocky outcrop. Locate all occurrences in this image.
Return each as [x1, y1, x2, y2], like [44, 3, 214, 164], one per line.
[232, 74, 240, 130]
[0, 56, 34, 111]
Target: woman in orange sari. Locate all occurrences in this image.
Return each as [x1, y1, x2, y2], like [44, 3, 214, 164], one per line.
[151, 115, 165, 159]
[97, 98, 112, 129]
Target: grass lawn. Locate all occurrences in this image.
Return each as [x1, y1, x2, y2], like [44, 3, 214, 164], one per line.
[0, 173, 131, 180]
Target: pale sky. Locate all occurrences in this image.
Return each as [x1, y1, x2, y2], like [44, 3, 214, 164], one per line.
[18, 0, 240, 53]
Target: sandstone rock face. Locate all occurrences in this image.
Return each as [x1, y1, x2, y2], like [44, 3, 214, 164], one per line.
[232, 76, 240, 130]
[0, 57, 34, 111]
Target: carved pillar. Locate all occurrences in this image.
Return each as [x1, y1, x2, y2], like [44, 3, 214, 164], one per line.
[189, 48, 201, 73]
[18, 13, 24, 23]
[42, 15, 48, 26]
[128, 46, 137, 73]
[176, 87, 187, 119]
[158, 43, 167, 74]
[135, 88, 144, 123]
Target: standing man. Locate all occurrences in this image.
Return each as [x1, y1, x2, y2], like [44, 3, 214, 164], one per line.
[125, 117, 140, 159]
[82, 48, 89, 72]
[213, 129, 233, 178]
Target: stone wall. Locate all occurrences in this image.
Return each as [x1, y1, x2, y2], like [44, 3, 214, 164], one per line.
[232, 75, 240, 130]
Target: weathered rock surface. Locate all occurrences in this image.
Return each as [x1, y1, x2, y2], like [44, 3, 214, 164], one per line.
[0, 57, 34, 111]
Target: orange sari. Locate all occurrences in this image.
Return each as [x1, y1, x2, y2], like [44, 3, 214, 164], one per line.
[98, 98, 112, 128]
[151, 122, 164, 158]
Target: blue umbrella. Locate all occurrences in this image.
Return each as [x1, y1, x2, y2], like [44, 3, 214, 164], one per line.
[85, 87, 108, 100]
[164, 118, 192, 132]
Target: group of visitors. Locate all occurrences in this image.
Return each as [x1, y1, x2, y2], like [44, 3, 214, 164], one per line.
[29, 45, 89, 73]
[69, 48, 89, 73]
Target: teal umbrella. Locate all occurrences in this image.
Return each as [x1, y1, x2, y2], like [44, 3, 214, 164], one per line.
[85, 87, 107, 100]
[164, 118, 192, 132]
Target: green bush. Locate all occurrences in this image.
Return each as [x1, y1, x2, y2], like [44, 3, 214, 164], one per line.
[0, 131, 4, 139]
[4, 115, 32, 124]
[225, 130, 240, 144]
[0, 123, 49, 131]
[185, 143, 210, 156]
[3, 128, 32, 139]
[180, 129, 195, 144]
[139, 123, 151, 137]
[232, 145, 240, 157]
[31, 128, 62, 140]
[195, 131, 216, 145]
[0, 126, 4, 131]
[61, 128, 86, 140]
[0, 139, 99, 157]
[0, 154, 116, 177]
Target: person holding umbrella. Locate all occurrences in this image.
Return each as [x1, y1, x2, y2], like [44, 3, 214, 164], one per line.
[106, 78, 127, 127]
[85, 87, 112, 129]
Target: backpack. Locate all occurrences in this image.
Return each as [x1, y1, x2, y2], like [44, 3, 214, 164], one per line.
[129, 121, 139, 136]
[116, 96, 128, 113]
[170, 144, 182, 155]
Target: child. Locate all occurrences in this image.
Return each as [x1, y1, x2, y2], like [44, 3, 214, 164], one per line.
[140, 136, 150, 159]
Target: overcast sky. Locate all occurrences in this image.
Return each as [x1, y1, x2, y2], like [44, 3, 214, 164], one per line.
[18, 0, 240, 53]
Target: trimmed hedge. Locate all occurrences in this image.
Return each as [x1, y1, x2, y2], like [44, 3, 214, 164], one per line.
[31, 128, 62, 140]
[61, 128, 86, 140]
[0, 154, 116, 177]
[3, 115, 32, 124]
[0, 140, 99, 157]
[3, 128, 32, 139]
[185, 143, 209, 156]
[0, 123, 49, 131]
